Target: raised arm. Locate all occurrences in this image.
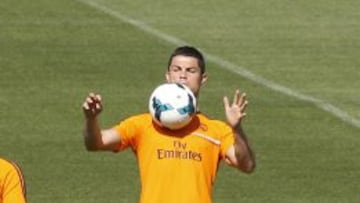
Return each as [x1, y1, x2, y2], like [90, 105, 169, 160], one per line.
[223, 90, 256, 173]
[82, 93, 120, 151]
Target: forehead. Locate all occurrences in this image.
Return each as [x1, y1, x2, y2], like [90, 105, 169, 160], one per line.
[169, 55, 200, 68]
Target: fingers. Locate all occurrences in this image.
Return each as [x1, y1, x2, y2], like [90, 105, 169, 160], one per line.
[232, 89, 240, 106]
[83, 92, 103, 118]
[225, 90, 248, 107]
[223, 95, 230, 110]
[239, 92, 248, 111]
[232, 89, 247, 106]
[230, 90, 249, 116]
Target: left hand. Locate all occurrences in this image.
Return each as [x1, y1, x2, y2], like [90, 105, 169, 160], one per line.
[223, 89, 248, 128]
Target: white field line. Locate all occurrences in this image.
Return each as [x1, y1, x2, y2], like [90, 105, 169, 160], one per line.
[77, 0, 360, 129]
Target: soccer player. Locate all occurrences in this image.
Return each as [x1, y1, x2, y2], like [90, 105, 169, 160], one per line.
[82, 46, 255, 203]
[0, 158, 26, 203]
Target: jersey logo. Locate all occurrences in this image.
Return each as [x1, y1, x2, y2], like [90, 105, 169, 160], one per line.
[157, 141, 202, 161]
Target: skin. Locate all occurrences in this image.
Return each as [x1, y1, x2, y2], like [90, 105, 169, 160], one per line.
[83, 55, 255, 173]
[165, 55, 207, 97]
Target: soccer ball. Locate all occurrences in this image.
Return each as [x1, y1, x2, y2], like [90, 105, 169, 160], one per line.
[149, 83, 197, 130]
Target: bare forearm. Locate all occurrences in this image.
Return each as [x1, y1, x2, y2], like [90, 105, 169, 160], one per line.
[83, 118, 103, 151]
[233, 126, 255, 173]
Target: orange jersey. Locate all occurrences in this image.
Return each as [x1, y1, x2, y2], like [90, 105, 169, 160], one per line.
[0, 158, 26, 203]
[113, 113, 234, 203]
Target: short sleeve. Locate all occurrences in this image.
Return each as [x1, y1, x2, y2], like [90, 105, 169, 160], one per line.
[219, 124, 235, 159]
[112, 114, 150, 152]
[113, 117, 140, 152]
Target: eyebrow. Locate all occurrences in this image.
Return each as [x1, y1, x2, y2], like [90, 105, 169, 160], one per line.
[170, 65, 199, 70]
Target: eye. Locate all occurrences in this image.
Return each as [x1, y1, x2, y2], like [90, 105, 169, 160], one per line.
[170, 65, 183, 72]
[187, 68, 198, 73]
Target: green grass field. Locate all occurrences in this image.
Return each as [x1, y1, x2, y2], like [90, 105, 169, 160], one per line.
[1, 0, 359, 202]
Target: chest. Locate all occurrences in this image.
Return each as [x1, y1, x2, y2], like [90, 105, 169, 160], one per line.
[135, 129, 221, 164]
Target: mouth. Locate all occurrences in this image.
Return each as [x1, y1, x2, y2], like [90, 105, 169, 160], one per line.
[177, 80, 187, 84]
[169, 79, 188, 86]
[177, 82, 188, 87]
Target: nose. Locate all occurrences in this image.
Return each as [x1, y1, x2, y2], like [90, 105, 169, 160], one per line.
[179, 70, 187, 78]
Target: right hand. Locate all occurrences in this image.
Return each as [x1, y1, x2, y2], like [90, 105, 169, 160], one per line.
[82, 92, 103, 119]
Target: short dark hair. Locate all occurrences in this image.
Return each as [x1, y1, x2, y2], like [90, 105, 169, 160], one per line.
[167, 46, 206, 74]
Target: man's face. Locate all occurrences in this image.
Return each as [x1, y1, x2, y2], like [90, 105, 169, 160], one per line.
[166, 55, 207, 97]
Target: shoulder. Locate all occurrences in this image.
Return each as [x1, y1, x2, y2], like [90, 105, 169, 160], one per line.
[123, 113, 152, 123]
[0, 157, 26, 200]
[196, 113, 230, 129]
[0, 158, 23, 175]
[195, 113, 233, 141]
[0, 158, 14, 169]
[115, 113, 153, 131]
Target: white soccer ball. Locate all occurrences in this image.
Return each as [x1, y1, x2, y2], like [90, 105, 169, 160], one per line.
[149, 83, 197, 130]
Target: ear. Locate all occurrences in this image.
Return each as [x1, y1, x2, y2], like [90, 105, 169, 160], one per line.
[201, 73, 208, 85]
[165, 72, 170, 82]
